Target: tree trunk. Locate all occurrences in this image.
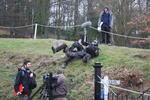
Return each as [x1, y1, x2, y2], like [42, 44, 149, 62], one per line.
[74, 0, 79, 35]
[146, 0, 150, 10]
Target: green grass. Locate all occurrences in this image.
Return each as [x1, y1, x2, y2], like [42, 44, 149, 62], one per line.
[0, 39, 54, 54]
[0, 38, 149, 100]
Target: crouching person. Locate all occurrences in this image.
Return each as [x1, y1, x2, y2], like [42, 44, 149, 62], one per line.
[83, 40, 100, 63]
[52, 70, 68, 100]
[14, 60, 37, 100]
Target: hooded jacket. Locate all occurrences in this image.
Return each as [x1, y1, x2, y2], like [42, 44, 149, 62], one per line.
[98, 8, 113, 28]
[52, 74, 68, 98]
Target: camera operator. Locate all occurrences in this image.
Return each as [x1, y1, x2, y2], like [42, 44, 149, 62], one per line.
[82, 40, 100, 63]
[52, 70, 68, 100]
[85, 40, 99, 57]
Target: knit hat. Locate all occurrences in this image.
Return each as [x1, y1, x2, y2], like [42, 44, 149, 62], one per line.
[104, 6, 109, 11]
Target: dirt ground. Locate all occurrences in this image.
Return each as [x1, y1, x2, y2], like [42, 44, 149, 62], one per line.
[102, 67, 150, 95]
[0, 51, 149, 97]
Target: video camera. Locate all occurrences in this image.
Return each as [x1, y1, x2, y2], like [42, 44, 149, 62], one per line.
[42, 73, 58, 100]
[42, 73, 57, 86]
[30, 72, 57, 100]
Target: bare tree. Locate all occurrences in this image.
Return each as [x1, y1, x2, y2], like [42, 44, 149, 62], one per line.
[146, 0, 150, 10]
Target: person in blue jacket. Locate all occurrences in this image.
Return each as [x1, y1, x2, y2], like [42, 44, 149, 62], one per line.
[98, 7, 113, 45]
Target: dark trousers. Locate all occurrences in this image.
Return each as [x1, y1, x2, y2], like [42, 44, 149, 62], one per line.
[64, 57, 74, 65]
[101, 27, 111, 44]
[19, 95, 29, 100]
[55, 43, 68, 52]
[64, 50, 86, 65]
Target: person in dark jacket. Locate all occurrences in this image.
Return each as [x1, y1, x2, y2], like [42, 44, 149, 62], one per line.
[52, 70, 68, 100]
[82, 40, 99, 63]
[52, 39, 100, 66]
[14, 60, 37, 100]
[52, 39, 84, 54]
[85, 41, 99, 57]
[69, 39, 84, 52]
[98, 7, 113, 45]
[52, 39, 85, 67]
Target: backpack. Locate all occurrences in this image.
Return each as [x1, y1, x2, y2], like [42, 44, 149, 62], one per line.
[14, 68, 37, 96]
[29, 76, 37, 89]
[14, 68, 25, 96]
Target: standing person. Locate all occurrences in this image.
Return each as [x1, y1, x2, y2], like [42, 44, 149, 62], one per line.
[52, 70, 68, 100]
[14, 60, 37, 100]
[98, 7, 113, 45]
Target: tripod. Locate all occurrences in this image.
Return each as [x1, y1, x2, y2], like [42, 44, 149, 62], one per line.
[30, 73, 54, 100]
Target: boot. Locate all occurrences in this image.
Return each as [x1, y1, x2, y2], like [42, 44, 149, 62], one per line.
[51, 43, 67, 53]
[51, 46, 56, 53]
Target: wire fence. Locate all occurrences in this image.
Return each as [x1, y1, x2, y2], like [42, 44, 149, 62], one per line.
[0, 24, 34, 38]
[98, 75, 150, 100]
[0, 23, 150, 49]
[108, 93, 150, 100]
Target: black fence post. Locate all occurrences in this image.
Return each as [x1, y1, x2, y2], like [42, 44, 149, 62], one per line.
[112, 93, 114, 100]
[125, 95, 128, 100]
[93, 62, 103, 100]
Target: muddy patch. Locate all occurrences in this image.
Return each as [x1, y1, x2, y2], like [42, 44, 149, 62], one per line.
[134, 55, 150, 59]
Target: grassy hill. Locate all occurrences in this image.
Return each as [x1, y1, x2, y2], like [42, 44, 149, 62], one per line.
[0, 38, 150, 100]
